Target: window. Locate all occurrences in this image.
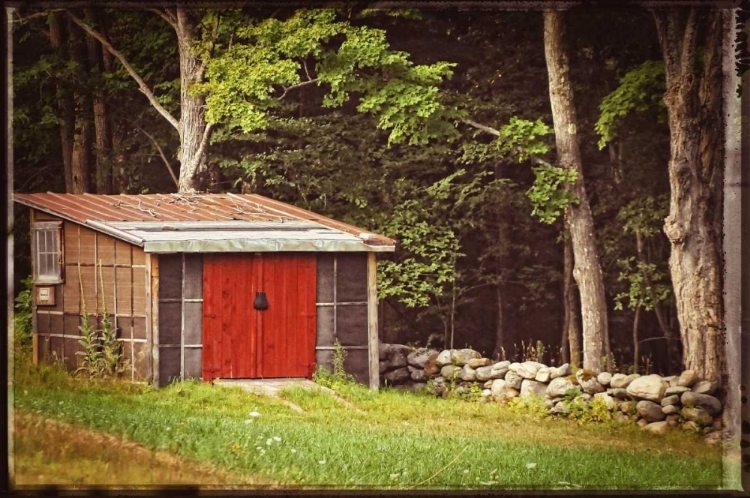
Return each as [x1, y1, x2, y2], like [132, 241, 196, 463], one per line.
[32, 221, 63, 284]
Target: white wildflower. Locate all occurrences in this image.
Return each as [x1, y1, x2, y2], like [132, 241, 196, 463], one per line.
[249, 411, 260, 417]
[389, 473, 400, 479]
[318, 459, 326, 465]
[273, 436, 281, 442]
[291, 449, 297, 453]
[266, 438, 273, 446]
[525, 462, 537, 469]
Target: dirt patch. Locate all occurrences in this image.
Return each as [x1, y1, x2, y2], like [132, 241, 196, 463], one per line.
[12, 410, 276, 488]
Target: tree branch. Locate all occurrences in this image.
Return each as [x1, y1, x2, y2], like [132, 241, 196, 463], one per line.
[459, 117, 554, 168]
[278, 78, 320, 100]
[147, 8, 177, 30]
[13, 9, 65, 24]
[136, 126, 179, 188]
[66, 10, 181, 133]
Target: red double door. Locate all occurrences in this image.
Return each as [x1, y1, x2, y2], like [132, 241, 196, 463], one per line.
[202, 253, 317, 381]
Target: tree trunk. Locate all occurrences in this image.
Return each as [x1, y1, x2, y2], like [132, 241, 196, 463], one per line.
[84, 8, 112, 194]
[493, 284, 505, 361]
[543, 10, 610, 372]
[652, 9, 723, 382]
[49, 13, 75, 193]
[68, 16, 92, 193]
[563, 221, 581, 367]
[175, 9, 211, 192]
[633, 306, 641, 374]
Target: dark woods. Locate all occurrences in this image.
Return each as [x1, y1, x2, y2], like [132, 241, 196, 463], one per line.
[12, 6, 730, 380]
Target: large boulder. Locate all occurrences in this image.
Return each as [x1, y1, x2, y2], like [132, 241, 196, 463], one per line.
[436, 350, 454, 367]
[475, 361, 510, 381]
[576, 370, 605, 395]
[430, 377, 447, 396]
[692, 380, 718, 396]
[467, 358, 491, 369]
[681, 406, 712, 425]
[637, 400, 666, 422]
[440, 364, 461, 380]
[681, 392, 721, 416]
[597, 372, 613, 387]
[384, 367, 410, 385]
[677, 370, 700, 388]
[459, 364, 477, 382]
[387, 352, 408, 370]
[379, 361, 388, 374]
[450, 349, 482, 366]
[504, 371, 524, 390]
[516, 361, 545, 379]
[550, 401, 570, 415]
[407, 348, 438, 368]
[508, 362, 521, 373]
[546, 376, 578, 398]
[626, 374, 668, 402]
[611, 373, 640, 389]
[520, 379, 547, 398]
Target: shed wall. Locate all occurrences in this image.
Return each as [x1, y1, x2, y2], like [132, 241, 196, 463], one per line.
[32, 210, 151, 381]
[157, 253, 203, 386]
[315, 253, 370, 384]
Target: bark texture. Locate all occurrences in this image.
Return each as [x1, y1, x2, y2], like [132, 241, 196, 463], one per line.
[562, 222, 581, 367]
[176, 8, 212, 192]
[68, 16, 92, 193]
[85, 8, 113, 194]
[493, 285, 505, 361]
[652, 9, 724, 382]
[543, 10, 610, 372]
[49, 13, 75, 193]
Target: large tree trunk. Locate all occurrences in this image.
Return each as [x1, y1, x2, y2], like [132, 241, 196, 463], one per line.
[543, 10, 610, 372]
[563, 221, 581, 367]
[49, 13, 75, 193]
[68, 16, 92, 193]
[84, 8, 113, 194]
[652, 9, 724, 382]
[493, 285, 505, 361]
[176, 9, 211, 192]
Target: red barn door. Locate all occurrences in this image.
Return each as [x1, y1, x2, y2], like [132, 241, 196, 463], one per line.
[202, 253, 316, 381]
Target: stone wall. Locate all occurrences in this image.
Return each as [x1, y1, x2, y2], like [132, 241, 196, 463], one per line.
[378, 343, 723, 444]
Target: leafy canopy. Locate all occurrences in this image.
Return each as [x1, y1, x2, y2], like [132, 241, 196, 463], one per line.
[194, 9, 459, 146]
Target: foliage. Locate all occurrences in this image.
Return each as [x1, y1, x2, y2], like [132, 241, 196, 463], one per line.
[313, 339, 355, 390]
[74, 262, 127, 379]
[595, 60, 665, 149]
[505, 395, 549, 419]
[14, 276, 34, 349]
[497, 117, 553, 162]
[196, 9, 459, 146]
[614, 258, 671, 312]
[618, 195, 668, 238]
[527, 165, 579, 224]
[562, 398, 614, 425]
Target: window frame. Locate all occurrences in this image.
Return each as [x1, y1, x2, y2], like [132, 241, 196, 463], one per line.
[32, 221, 64, 285]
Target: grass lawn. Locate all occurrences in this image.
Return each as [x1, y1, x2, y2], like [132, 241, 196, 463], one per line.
[11, 357, 726, 491]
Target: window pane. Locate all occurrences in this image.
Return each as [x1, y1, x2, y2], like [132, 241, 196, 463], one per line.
[50, 230, 58, 254]
[38, 246, 48, 276]
[47, 254, 56, 276]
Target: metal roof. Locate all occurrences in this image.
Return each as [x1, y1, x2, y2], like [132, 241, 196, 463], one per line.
[13, 192, 396, 253]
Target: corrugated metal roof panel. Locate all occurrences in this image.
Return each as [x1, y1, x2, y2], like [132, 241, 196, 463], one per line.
[13, 192, 396, 252]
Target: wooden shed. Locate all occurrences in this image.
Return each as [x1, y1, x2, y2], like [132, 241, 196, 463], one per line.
[13, 192, 395, 389]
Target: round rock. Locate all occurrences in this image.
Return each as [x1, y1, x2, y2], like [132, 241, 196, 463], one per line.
[681, 406, 713, 425]
[436, 350, 453, 367]
[692, 380, 717, 396]
[450, 349, 482, 366]
[626, 374, 667, 402]
[535, 367, 551, 383]
[516, 361, 544, 380]
[597, 372, 613, 387]
[660, 395, 680, 407]
[611, 373, 640, 389]
[643, 421, 669, 435]
[459, 364, 477, 382]
[384, 367, 410, 385]
[677, 370, 700, 388]
[407, 348, 438, 368]
[636, 400, 666, 422]
[681, 392, 721, 416]
[504, 371, 523, 390]
[467, 357, 491, 369]
[440, 364, 461, 379]
[520, 379, 547, 398]
[546, 376, 578, 398]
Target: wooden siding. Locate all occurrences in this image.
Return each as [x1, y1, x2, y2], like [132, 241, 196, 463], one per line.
[31, 209, 152, 381]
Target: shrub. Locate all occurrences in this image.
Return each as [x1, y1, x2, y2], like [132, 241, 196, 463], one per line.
[13, 276, 33, 350]
[506, 395, 549, 419]
[313, 339, 354, 390]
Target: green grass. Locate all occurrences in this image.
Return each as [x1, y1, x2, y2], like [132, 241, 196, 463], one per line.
[12, 358, 725, 490]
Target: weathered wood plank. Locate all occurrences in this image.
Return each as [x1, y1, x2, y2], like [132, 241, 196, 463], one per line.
[367, 252, 379, 391]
